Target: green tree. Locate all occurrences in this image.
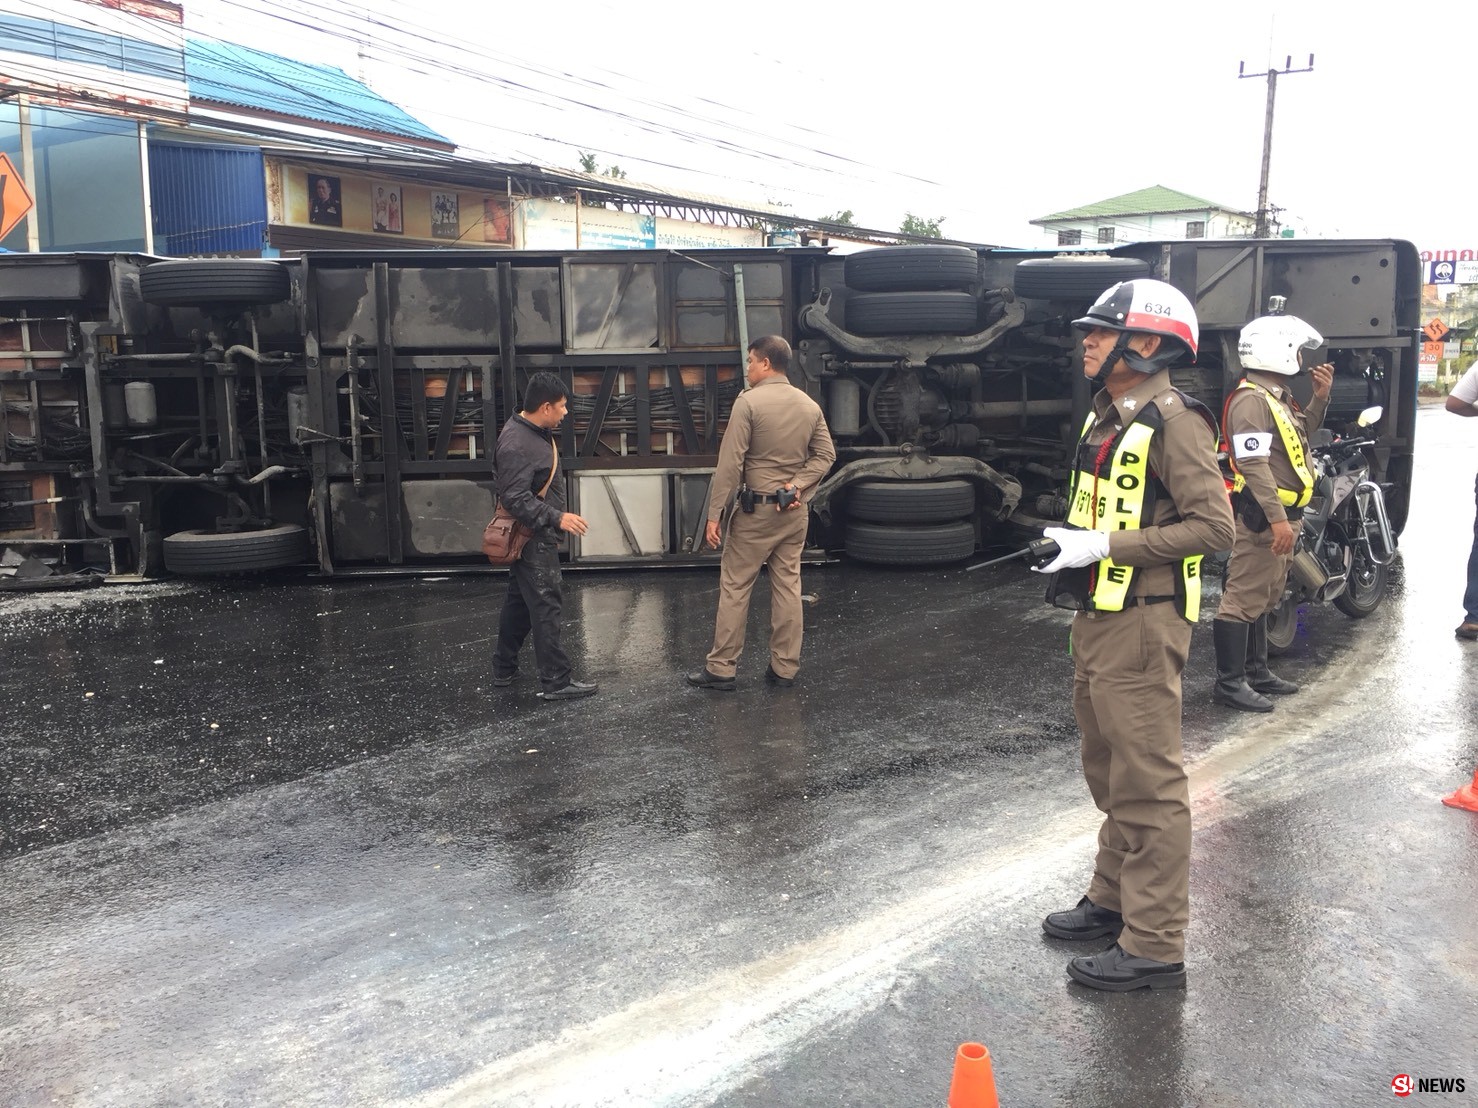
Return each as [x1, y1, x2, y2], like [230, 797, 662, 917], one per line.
[900, 212, 945, 238]
[821, 209, 856, 226]
[577, 151, 628, 180]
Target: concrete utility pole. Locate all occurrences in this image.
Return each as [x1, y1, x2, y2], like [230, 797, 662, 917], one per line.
[1238, 54, 1314, 237]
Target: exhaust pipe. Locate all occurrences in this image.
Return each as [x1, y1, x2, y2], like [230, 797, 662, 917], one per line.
[1290, 549, 1329, 592]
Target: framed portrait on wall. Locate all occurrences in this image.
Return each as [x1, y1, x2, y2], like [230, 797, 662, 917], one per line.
[308, 175, 342, 227]
[483, 197, 512, 245]
[373, 182, 402, 234]
[431, 192, 459, 240]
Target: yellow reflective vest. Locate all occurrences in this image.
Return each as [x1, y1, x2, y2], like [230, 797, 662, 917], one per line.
[1223, 379, 1314, 509]
[1064, 404, 1205, 622]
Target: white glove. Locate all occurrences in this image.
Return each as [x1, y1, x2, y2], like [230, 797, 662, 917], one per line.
[1031, 526, 1111, 574]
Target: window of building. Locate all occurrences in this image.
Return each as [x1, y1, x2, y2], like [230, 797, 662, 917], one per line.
[0, 104, 147, 252]
[1057, 229, 1081, 246]
[1185, 220, 1206, 239]
[1097, 227, 1115, 244]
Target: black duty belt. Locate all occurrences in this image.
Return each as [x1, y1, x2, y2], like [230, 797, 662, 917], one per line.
[751, 492, 786, 503]
[1129, 595, 1176, 606]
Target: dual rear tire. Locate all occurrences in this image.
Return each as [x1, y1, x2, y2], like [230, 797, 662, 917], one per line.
[843, 479, 977, 565]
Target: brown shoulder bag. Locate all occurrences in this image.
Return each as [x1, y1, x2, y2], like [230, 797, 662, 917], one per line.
[483, 439, 558, 565]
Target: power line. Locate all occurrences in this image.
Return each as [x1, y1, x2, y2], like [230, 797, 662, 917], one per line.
[6, 2, 954, 227]
[193, 0, 941, 193]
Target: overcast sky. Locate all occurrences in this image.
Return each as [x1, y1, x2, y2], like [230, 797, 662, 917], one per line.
[183, 0, 1467, 251]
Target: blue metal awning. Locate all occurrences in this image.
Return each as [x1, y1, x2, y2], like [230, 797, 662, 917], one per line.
[185, 37, 451, 149]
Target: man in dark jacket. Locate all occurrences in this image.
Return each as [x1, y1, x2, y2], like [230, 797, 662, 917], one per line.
[493, 372, 597, 701]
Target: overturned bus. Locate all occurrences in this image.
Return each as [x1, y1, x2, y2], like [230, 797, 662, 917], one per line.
[0, 239, 1420, 581]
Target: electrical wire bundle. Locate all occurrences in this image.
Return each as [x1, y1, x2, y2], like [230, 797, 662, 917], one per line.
[2, 404, 91, 460]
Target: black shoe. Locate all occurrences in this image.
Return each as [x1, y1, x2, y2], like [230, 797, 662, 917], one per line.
[1042, 896, 1123, 940]
[1211, 619, 1274, 713]
[686, 668, 736, 691]
[538, 680, 598, 701]
[1066, 942, 1186, 991]
[763, 665, 795, 688]
[492, 669, 519, 688]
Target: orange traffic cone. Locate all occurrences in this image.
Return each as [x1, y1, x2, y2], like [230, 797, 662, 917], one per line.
[947, 1042, 1000, 1108]
[1442, 768, 1478, 812]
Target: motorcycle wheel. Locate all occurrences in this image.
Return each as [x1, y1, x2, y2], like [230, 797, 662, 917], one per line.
[1266, 597, 1298, 656]
[1334, 545, 1388, 618]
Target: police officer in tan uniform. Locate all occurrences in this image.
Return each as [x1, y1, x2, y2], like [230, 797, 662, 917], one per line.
[687, 335, 836, 691]
[1212, 314, 1333, 711]
[1033, 279, 1235, 991]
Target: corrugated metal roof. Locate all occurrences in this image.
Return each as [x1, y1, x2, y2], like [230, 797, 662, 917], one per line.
[543, 164, 791, 218]
[1032, 185, 1246, 224]
[185, 37, 451, 148]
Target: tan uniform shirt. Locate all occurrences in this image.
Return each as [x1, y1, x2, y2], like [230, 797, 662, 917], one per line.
[707, 374, 836, 521]
[1087, 371, 1236, 598]
[1225, 369, 1329, 524]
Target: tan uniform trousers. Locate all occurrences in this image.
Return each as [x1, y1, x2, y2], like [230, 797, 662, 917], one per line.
[1073, 601, 1193, 963]
[706, 505, 809, 679]
[1216, 518, 1299, 623]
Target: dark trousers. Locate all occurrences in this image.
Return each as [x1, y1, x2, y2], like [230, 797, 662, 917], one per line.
[494, 541, 572, 690]
[1465, 473, 1478, 623]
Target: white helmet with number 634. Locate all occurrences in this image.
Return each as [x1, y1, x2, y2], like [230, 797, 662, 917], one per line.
[1071, 278, 1200, 377]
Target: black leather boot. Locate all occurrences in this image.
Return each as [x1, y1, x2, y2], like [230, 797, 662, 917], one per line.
[1246, 614, 1299, 695]
[1211, 619, 1274, 712]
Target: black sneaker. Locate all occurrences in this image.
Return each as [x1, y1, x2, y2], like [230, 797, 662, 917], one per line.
[763, 665, 795, 688]
[686, 669, 736, 691]
[492, 669, 519, 688]
[1042, 896, 1124, 940]
[538, 680, 598, 701]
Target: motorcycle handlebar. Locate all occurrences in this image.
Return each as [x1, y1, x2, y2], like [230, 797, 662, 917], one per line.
[1313, 436, 1376, 454]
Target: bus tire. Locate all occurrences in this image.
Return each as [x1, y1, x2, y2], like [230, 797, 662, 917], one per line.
[844, 291, 979, 336]
[843, 245, 979, 291]
[847, 479, 976, 524]
[140, 260, 292, 308]
[1012, 257, 1152, 301]
[844, 520, 976, 565]
[163, 524, 309, 575]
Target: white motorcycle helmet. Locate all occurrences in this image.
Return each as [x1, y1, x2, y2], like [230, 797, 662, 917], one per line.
[1238, 314, 1323, 376]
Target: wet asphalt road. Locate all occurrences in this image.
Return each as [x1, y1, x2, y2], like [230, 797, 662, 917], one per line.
[2, 406, 1476, 1108]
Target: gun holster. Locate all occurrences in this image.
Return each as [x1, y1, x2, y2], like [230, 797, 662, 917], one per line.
[1040, 522, 1093, 611]
[1233, 488, 1270, 533]
[1045, 567, 1093, 611]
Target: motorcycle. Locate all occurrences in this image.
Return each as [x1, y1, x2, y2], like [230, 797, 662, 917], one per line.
[1265, 405, 1398, 654]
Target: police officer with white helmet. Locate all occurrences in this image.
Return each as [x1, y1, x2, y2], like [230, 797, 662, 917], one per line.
[1211, 313, 1333, 711]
